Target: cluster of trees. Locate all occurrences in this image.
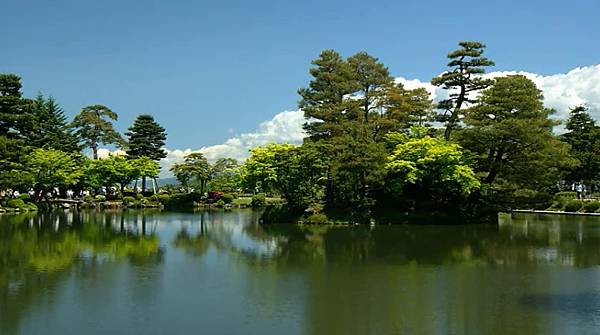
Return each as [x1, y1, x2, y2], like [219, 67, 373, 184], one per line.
[3, 40, 599, 217]
[239, 41, 597, 216]
[0, 74, 167, 200]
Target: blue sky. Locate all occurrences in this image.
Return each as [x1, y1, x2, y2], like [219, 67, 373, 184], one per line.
[2, 0, 600, 151]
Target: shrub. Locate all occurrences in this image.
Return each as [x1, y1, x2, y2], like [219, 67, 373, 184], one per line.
[215, 199, 225, 207]
[25, 202, 38, 211]
[251, 193, 266, 208]
[546, 201, 563, 211]
[136, 193, 144, 200]
[83, 195, 94, 203]
[163, 192, 203, 208]
[19, 193, 31, 201]
[564, 200, 584, 212]
[304, 213, 330, 224]
[94, 195, 106, 202]
[7, 199, 25, 208]
[554, 191, 577, 201]
[583, 201, 600, 213]
[122, 196, 136, 204]
[221, 193, 235, 204]
[157, 194, 171, 204]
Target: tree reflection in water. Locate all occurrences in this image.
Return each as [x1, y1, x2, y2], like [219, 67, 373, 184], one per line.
[0, 210, 162, 334]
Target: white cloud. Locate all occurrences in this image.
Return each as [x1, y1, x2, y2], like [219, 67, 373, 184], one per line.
[395, 65, 600, 121]
[96, 148, 125, 159]
[157, 110, 306, 177]
[98, 64, 600, 178]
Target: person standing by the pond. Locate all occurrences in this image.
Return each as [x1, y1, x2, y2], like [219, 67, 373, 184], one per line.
[576, 183, 583, 199]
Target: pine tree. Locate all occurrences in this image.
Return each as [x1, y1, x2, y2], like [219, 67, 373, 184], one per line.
[0, 74, 30, 138]
[72, 105, 123, 159]
[561, 106, 600, 182]
[459, 75, 575, 188]
[432, 41, 494, 140]
[298, 50, 357, 140]
[125, 114, 167, 191]
[28, 94, 81, 152]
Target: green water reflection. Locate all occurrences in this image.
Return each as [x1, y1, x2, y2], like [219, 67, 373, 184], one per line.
[1, 210, 600, 334]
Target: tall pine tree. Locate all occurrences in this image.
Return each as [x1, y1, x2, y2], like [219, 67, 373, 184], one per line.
[125, 114, 167, 191]
[561, 106, 600, 182]
[72, 104, 123, 159]
[28, 94, 81, 152]
[432, 41, 494, 140]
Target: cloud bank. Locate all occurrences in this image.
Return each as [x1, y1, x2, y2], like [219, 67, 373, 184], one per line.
[158, 110, 306, 177]
[97, 64, 600, 177]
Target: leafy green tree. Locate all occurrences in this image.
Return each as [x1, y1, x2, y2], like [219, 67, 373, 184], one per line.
[385, 130, 480, 200]
[171, 153, 211, 193]
[561, 106, 600, 182]
[72, 105, 123, 159]
[0, 74, 30, 138]
[171, 163, 193, 189]
[27, 94, 80, 152]
[129, 156, 160, 191]
[459, 75, 575, 189]
[24, 148, 83, 200]
[243, 143, 327, 210]
[432, 41, 495, 140]
[329, 129, 388, 208]
[208, 158, 242, 192]
[83, 154, 139, 192]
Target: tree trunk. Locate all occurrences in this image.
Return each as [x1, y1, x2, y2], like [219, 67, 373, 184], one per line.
[485, 148, 505, 184]
[92, 143, 98, 159]
[142, 176, 146, 193]
[444, 90, 466, 140]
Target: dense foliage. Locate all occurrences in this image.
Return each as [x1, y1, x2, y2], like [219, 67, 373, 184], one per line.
[1, 40, 598, 221]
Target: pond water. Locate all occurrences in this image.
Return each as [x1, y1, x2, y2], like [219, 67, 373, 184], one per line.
[1, 210, 600, 335]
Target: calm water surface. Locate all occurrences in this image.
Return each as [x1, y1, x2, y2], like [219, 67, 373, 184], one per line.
[1, 210, 600, 335]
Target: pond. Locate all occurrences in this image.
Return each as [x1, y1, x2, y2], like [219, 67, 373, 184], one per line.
[1, 210, 600, 335]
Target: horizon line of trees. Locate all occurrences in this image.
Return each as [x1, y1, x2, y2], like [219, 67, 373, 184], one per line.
[0, 75, 167, 201]
[2, 40, 600, 216]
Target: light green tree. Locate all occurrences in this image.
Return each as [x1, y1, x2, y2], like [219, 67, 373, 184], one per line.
[25, 148, 83, 200]
[385, 130, 480, 198]
[170, 153, 211, 193]
[243, 143, 327, 210]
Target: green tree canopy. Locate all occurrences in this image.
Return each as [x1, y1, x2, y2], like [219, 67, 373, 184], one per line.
[459, 75, 576, 189]
[385, 130, 480, 199]
[170, 152, 211, 193]
[125, 114, 167, 161]
[0, 74, 29, 138]
[72, 104, 123, 159]
[83, 154, 140, 191]
[27, 94, 81, 152]
[298, 50, 358, 140]
[24, 148, 83, 199]
[209, 158, 242, 192]
[243, 143, 327, 210]
[561, 106, 600, 182]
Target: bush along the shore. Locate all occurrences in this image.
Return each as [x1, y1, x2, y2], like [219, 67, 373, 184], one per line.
[564, 200, 584, 212]
[2, 198, 38, 212]
[583, 201, 600, 213]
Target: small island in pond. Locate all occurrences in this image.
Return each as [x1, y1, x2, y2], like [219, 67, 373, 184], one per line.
[2, 41, 599, 224]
